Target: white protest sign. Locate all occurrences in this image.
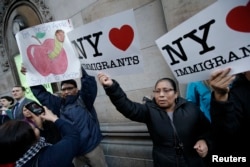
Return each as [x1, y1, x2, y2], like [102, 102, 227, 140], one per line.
[156, 0, 250, 83]
[16, 20, 81, 86]
[67, 9, 143, 76]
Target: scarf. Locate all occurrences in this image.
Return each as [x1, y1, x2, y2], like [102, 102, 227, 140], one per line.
[15, 137, 51, 167]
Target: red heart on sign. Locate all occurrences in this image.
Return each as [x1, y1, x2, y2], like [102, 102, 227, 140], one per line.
[109, 25, 134, 51]
[226, 1, 250, 32]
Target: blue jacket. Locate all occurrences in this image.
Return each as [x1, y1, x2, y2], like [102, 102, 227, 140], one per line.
[186, 81, 211, 122]
[30, 68, 103, 155]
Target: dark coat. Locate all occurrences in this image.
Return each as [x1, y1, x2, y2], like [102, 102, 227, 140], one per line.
[30, 68, 103, 155]
[211, 73, 250, 161]
[40, 121, 62, 144]
[104, 80, 212, 167]
[23, 119, 79, 167]
[0, 115, 10, 125]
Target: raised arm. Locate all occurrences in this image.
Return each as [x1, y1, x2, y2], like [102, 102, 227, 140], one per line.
[97, 72, 148, 123]
[79, 67, 97, 111]
[39, 107, 80, 167]
[30, 85, 62, 116]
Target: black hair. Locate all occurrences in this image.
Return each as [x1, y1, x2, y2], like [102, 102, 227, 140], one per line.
[0, 120, 36, 163]
[154, 78, 178, 92]
[0, 96, 14, 105]
[60, 79, 77, 88]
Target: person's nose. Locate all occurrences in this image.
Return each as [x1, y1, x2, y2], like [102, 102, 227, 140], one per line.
[159, 91, 165, 96]
[64, 90, 71, 95]
[65, 89, 70, 93]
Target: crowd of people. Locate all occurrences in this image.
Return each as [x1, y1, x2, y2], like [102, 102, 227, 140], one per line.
[0, 66, 249, 167]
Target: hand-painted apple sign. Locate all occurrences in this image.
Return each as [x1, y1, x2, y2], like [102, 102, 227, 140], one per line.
[226, 1, 250, 32]
[109, 24, 134, 51]
[26, 39, 68, 76]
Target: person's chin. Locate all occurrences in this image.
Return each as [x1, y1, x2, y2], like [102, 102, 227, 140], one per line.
[159, 104, 168, 109]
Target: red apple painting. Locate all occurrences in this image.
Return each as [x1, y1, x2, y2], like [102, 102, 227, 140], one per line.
[26, 29, 68, 76]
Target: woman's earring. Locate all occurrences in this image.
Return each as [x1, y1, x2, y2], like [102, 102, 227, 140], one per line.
[175, 98, 178, 104]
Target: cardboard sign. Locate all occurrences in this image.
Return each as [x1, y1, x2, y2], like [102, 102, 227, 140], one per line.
[16, 20, 81, 86]
[14, 54, 53, 102]
[156, 0, 250, 83]
[67, 9, 143, 76]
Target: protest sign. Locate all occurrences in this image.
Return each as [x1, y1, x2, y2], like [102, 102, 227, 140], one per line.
[16, 20, 81, 86]
[67, 9, 143, 76]
[14, 54, 53, 101]
[156, 0, 250, 83]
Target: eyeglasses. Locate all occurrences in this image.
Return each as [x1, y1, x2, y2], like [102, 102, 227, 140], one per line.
[61, 87, 75, 91]
[153, 88, 174, 95]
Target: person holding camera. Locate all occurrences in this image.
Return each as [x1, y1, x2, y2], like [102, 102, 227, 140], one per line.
[23, 66, 107, 167]
[0, 106, 80, 167]
[22, 101, 62, 144]
[98, 72, 213, 167]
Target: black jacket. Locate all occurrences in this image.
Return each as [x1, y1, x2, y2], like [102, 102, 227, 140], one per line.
[104, 80, 212, 167]
[211, 73, 250, 163]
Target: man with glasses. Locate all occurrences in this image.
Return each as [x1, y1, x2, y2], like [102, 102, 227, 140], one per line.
[29, 67, 107, 167]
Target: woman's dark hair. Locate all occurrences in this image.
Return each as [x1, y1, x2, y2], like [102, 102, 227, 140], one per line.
[154, 78, 178, 92]
[0, 120, 37, 164]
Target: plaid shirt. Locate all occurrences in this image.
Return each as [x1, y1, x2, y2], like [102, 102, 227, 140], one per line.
[16, 137, 51, 167]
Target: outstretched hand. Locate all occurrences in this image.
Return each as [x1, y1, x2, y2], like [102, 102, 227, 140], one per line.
[209, 68, 235, 101]
[97, 72, 113, 87]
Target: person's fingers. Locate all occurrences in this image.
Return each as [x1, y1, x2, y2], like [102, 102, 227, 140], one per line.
[210, 68, 234, 90]
[211, 68, 230, 80]
[97, 73, 107, 81]
[220, 68, 231, 78]
[100, 74, 109, 82]
[210, 70, 222, 80]
[97, 72, 103, 77]
[210, 69, 224, 81]
[43, 106, 48, 110]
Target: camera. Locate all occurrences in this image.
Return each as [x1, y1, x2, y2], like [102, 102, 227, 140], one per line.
[25, 101, 44, 115]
